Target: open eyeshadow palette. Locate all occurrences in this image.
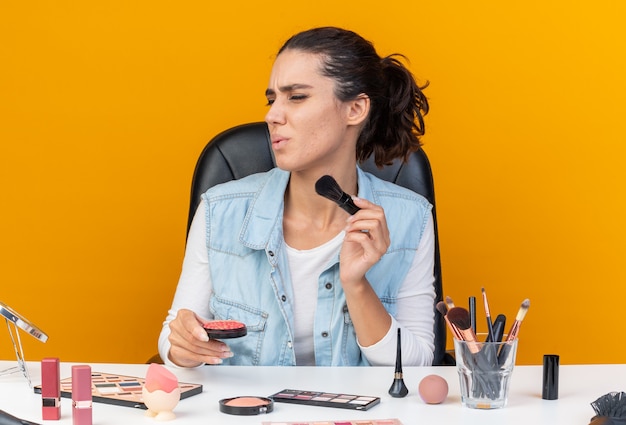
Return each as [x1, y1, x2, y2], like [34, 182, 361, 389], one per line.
[269, 389, 381, 411]
[262, 420, 403, 425]
[34, 371, 202, 409]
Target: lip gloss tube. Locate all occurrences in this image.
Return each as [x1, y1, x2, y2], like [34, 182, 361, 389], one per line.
[41, 357, 61, 420]
[71, 365, 92, 425]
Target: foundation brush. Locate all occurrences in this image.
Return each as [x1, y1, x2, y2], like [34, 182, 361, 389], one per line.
[315, 175, 360, 215]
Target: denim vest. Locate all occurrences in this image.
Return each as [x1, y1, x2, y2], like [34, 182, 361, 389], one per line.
[202, 167, 432, 366]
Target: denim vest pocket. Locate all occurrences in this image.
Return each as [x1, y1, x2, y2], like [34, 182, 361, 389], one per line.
[210, 295, 268, 365]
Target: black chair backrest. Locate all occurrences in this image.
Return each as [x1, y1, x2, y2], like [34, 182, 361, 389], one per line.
[188, 122, 448, 365]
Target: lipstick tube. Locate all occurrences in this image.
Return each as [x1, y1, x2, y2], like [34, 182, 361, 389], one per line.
[71, 365, 92, 425]
[41, 357, 61, 420]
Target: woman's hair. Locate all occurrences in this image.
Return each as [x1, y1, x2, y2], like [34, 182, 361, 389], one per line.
[278, 26, 429, 167]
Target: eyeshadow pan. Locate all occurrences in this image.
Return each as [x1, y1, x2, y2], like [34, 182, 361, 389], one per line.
[349, 399, 370, 405]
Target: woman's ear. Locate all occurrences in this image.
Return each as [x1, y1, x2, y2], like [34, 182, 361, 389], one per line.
[346, 94, 370, 127]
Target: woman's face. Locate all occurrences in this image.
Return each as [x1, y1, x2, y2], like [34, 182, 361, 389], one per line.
[264, 49, 358, 174]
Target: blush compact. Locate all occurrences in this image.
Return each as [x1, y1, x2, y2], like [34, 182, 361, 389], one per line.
[219, 396, 274, 415]
[203, 320, 247, 339]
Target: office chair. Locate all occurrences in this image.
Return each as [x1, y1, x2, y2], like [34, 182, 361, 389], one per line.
[181, 121, 451, 366]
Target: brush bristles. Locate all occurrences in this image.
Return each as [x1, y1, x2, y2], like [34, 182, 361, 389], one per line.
[315, 175, 345, 203]
[516, 298, 530, 321]
[436, 301, 448, 316]
[446, 307, 472, 331]
[445, 296, 455, 309]
[481, 287, 492, 317]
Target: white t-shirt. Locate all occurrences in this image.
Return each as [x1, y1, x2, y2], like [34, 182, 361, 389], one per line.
[286, 231, 344, 366]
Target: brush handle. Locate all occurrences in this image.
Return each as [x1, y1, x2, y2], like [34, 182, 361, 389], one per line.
[336, 194, 360, 215]
[487, 314, 506, 342]
[497, 342, 513, 367]
[506, 319, 522, 342]
[468, 296, 476, 335]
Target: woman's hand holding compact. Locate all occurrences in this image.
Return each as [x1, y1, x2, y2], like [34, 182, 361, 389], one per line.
[167, 309, 234, 367]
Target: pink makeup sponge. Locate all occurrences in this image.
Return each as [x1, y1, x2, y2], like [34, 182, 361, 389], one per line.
[144, 363, 179, 394]
[418, 374, 449, 404]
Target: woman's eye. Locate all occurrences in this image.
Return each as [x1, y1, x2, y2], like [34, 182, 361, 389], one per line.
[289, 94, 308, 101]
[266, 98, 275, 106]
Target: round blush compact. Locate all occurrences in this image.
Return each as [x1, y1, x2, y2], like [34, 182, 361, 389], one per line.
[203, 320, 247, 339]
[218, 396, 273, 415]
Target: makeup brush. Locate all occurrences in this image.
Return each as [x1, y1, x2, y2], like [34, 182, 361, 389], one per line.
[497, 299, 530, 366]
[448, 307, 497, 399]
[481, 288, 495, 342]
[436, 301, 462, 340]
[435, 300, 448, 317]
[446, 307, 478, 344]
[388, 328, 409, 398]
[505, 298, 530, 342]
[314, 175, 360, 215]
[444, 295, 455, 310]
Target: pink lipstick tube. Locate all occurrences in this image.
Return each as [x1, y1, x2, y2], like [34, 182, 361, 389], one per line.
[41, 357, 61, 420]
[71, 365, 92, 425]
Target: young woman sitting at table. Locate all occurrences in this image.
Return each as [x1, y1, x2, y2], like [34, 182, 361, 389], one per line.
[158, 26, 436, 367]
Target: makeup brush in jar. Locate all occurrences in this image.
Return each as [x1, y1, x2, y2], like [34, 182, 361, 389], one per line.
[481, 288, 495, 341]
[446, 307, 480, 352]
[436, 301, 462, 340]
[497, 299, 530, 366]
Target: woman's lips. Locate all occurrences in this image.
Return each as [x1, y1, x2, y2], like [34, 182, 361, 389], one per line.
[271, 136, 288, 148]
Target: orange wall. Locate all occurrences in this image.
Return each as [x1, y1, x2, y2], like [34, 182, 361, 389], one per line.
[1, 1, 625, 366]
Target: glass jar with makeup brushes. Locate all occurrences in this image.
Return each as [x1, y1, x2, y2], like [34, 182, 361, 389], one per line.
[454, 336, 518, 409]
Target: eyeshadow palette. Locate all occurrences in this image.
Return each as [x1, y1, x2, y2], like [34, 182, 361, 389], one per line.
[269, 389, 380, 411]
[262, 419, 403, 425]
[34, 371, 202, 409]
